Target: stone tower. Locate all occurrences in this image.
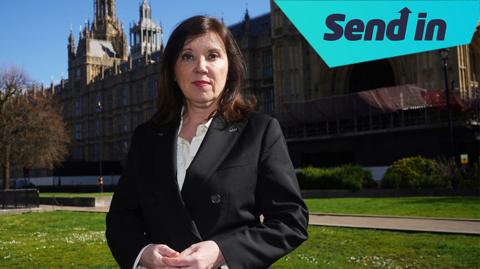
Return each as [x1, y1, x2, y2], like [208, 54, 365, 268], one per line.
[129, 0, 163, 61]
[68, 0, 128, 86]
[91, 0, 128, 60]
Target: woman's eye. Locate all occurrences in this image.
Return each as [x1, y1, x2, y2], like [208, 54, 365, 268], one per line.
[208, 53, 220, 60]
[181, 53, 193, 61]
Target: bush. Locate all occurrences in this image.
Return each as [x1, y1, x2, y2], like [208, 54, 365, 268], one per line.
[381, 156, 446, 189]
[459, 162, 480, 188]
[340, 164, 377, 189]
[436, 158, 480, 189]
[296, 165, 375, 191]
[435, 158, 461, 188]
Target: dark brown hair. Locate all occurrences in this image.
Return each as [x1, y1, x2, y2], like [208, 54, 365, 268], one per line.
[155, 15, 255, 124]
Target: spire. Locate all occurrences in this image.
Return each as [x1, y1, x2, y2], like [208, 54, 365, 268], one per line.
[79, 25, 83, 39]
[50, 81, 55, 96]
[130, 0, 162, 61]
[94, 0, 116, 21]
[68, 30, 75, 45]
[84, 19, 90, 37]
[140, 0, 151, 20]
[109, 0, 116, 18]
[243, 8, 250, 33]
[91, 0, 125, 49]
[68, 31, 76, 61]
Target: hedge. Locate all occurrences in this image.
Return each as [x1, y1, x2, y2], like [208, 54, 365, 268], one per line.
[296, 165, 375, 191]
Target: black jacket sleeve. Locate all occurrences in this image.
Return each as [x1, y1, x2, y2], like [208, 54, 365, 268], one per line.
[212, 118, 309, 269]
[105, 126, 150, 269]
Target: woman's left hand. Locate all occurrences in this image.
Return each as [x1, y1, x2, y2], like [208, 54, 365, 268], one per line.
[161, 240, 225, 269]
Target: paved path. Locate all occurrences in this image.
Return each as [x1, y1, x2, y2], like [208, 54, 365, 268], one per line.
[0, 205, 109, 215]
[39, 205, 110, 213]
[310, 213, 480, 235]
[3, 206, 480, 235]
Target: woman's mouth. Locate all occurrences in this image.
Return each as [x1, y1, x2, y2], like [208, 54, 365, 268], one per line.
[192, 80, 210, 87]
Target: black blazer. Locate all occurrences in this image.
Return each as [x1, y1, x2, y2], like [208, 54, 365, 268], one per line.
[106, 112, 308, 269]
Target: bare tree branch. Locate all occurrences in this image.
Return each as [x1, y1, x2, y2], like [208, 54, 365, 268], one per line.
[0, 66, 70, 189]
[0, 65, 29, 112]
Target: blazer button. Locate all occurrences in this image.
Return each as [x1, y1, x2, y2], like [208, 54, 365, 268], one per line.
[210, 194, 222, 204]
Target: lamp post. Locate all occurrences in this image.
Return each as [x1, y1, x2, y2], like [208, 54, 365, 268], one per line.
[476, 130, 480, 166]
[96, 100, 104, 192]
[440, 48, 455, 162]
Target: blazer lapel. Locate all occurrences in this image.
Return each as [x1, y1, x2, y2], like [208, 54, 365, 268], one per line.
[151, 119, 180, 196]
[181, 116, 247, 198]
[151, 118, 203, 241]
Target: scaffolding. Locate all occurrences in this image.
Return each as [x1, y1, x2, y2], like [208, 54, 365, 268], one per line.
[276, 85, 479, 139]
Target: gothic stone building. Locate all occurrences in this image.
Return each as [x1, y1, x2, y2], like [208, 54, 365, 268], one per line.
[268, 1, 480, 167]
[53, 0, 480, 175]
[58, 0, 161, 167]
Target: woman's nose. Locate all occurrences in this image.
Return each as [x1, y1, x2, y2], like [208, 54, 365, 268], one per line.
[194, 57, 208, 73]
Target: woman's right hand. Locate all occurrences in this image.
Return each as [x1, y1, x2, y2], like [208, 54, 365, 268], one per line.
[140, 244, 180, 269]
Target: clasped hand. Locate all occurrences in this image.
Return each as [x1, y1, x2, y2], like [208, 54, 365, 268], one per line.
[140, 240, 225, 269]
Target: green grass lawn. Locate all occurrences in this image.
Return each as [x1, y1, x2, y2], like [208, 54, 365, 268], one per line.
[0, 211, 116, 268]
[0, 211, 479, 269]
[39, 192, 113, 198]
[305, 196, 480, 219]
[275, 226, 480, 269]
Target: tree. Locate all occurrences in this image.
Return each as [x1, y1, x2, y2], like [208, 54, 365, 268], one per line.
[0, 66, 70, 189]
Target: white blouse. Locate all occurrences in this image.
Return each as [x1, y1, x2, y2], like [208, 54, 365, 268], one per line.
[176, 111, 213, 190]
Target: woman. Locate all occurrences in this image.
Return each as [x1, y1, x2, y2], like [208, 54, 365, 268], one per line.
[106, 15, 308, 269]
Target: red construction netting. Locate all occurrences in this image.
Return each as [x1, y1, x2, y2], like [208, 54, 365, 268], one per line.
[276, 85, 472, 126]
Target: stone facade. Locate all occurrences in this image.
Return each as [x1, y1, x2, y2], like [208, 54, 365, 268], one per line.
[270, 0, 479, 106]
[59, 0, 160, 162]
[54, 0, 480, 167]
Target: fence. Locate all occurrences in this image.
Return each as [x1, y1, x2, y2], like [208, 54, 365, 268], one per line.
[0, 189, 39, 209]
[277, 85, 479, 139]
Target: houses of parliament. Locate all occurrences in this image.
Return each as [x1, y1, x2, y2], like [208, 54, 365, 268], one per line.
[50, 0, 480, 173]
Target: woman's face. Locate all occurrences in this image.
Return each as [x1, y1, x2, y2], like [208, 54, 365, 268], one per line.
[174, 31, 229, 109]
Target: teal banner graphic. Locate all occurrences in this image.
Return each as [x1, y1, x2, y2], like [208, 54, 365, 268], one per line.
[274, 0, 480, 67]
